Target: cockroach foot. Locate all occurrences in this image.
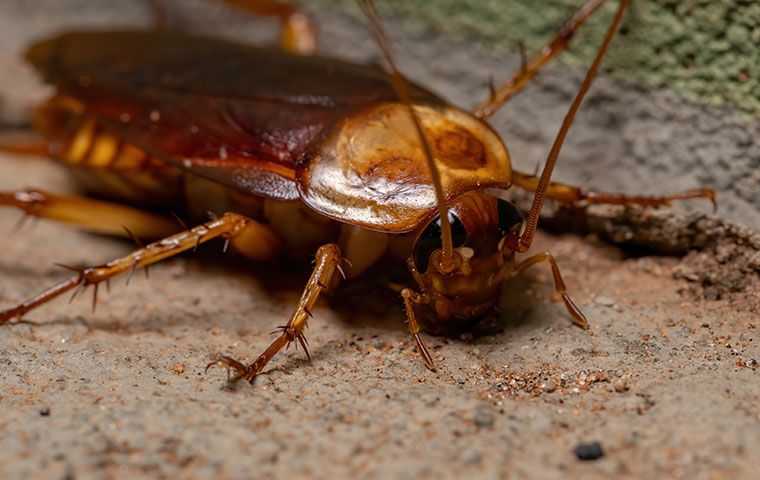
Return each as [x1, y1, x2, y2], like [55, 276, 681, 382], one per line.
[206, 354, 253, 385]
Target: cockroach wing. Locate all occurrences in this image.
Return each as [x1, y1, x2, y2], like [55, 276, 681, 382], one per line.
[299, 103, 512, 232]
[26, 30, 441, 201]
[27, 30, 511, 232]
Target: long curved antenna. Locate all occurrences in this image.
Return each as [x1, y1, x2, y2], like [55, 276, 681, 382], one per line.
[474, 0, 607, 119]
[357, 0, 455, 270]
[514, 0, 629, 252]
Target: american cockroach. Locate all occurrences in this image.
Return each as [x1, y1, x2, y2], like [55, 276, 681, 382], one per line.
[0, 0, 714, 383]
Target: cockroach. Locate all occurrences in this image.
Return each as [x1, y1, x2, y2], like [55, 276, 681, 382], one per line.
[0, 0, 714, 383]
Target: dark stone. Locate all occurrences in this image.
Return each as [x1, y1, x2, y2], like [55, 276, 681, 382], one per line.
[573, 441, 604, 461]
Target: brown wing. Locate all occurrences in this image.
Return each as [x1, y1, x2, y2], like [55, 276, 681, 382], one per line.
[26, 30, 444, 200]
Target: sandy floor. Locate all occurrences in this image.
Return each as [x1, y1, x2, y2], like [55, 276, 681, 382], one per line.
[1, 153, 759, 479]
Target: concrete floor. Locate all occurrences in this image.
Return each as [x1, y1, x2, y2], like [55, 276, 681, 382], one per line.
[1, 153, 759, 479]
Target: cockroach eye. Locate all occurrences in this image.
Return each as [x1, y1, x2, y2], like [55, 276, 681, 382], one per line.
[496, 199, 524, 237]
[413, 212, 467, 273]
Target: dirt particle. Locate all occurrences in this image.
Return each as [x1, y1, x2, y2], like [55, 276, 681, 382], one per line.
[738, 358, 758, 369]
[39, 407, 50, 417]
[595, 296, 616, 307]
[171, 363, 186, 375]
[473, 405, 495, 429]
[703, 286, 721, 301]
[461, 448, 482, 465]
[636, 393, 657, 415]
[614, 377, 629, 393]
[542, 381, 557, 393]
[574, 441, 604, 461]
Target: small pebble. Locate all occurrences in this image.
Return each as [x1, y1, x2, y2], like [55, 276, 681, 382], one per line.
[461, 449, 482, 465]
[473, 406, 495, 429]
[574, 441, 604, 461]
[614, 378, 629, 393]
[594, 296, 616, 307]
[703, 286, 720, 301]
[39, 407, 50, 417]
[542, 381, 557, 393]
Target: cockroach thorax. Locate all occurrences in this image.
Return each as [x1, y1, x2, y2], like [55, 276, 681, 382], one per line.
[300, 102, 512, 233]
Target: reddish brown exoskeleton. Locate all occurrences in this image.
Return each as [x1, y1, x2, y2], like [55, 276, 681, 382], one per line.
[0, 0, 714, 383]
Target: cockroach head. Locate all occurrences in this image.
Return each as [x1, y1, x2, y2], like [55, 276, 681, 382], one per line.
[412, 191, 524, 275]
[408, 191, 525, 325]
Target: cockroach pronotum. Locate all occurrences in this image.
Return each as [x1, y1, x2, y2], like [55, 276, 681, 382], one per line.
[0, 0, 714, 384]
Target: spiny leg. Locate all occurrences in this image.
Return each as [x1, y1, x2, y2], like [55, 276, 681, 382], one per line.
[400, 288, 436, 371]
[474, 0, 608, 118]
[511, 170, 716, 210]
[220, 0, 317, 54]
[208, 243, 342, 383]
[0, 212, 276, 325]
[515, 252, 588, 330]
[0, 189, 180, 239]
[0, 133, 49, 157]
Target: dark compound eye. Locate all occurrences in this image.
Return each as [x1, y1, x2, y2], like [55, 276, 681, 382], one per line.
[497, 199, 524, 237]
[413, 212, 467, 273]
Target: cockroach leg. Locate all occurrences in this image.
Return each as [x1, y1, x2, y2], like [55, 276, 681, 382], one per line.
[514, 0, 630, 253]
[0, 189, 180, 239]
[207, 243, 342, 384]
[122, 227, 152, 281]
[0, 135, 50, 157]
[515, 252, 589, 330]
[517, 40, 528, 76]
[0, 213, 266, 325]
[400, 288, 436, 371]
[511, 170, 717, 211]
[474, 0, 608, 118]
[221, 0, 317, 54]
[11, 211, 36, 234]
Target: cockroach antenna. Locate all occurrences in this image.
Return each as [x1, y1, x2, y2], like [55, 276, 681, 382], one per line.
[515, 0, 630, 252]
[357, 0, 456, 270]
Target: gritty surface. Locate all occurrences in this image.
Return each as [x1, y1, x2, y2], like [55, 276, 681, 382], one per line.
[2, 154, 760, 480]
[1, 2, 760, 479]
